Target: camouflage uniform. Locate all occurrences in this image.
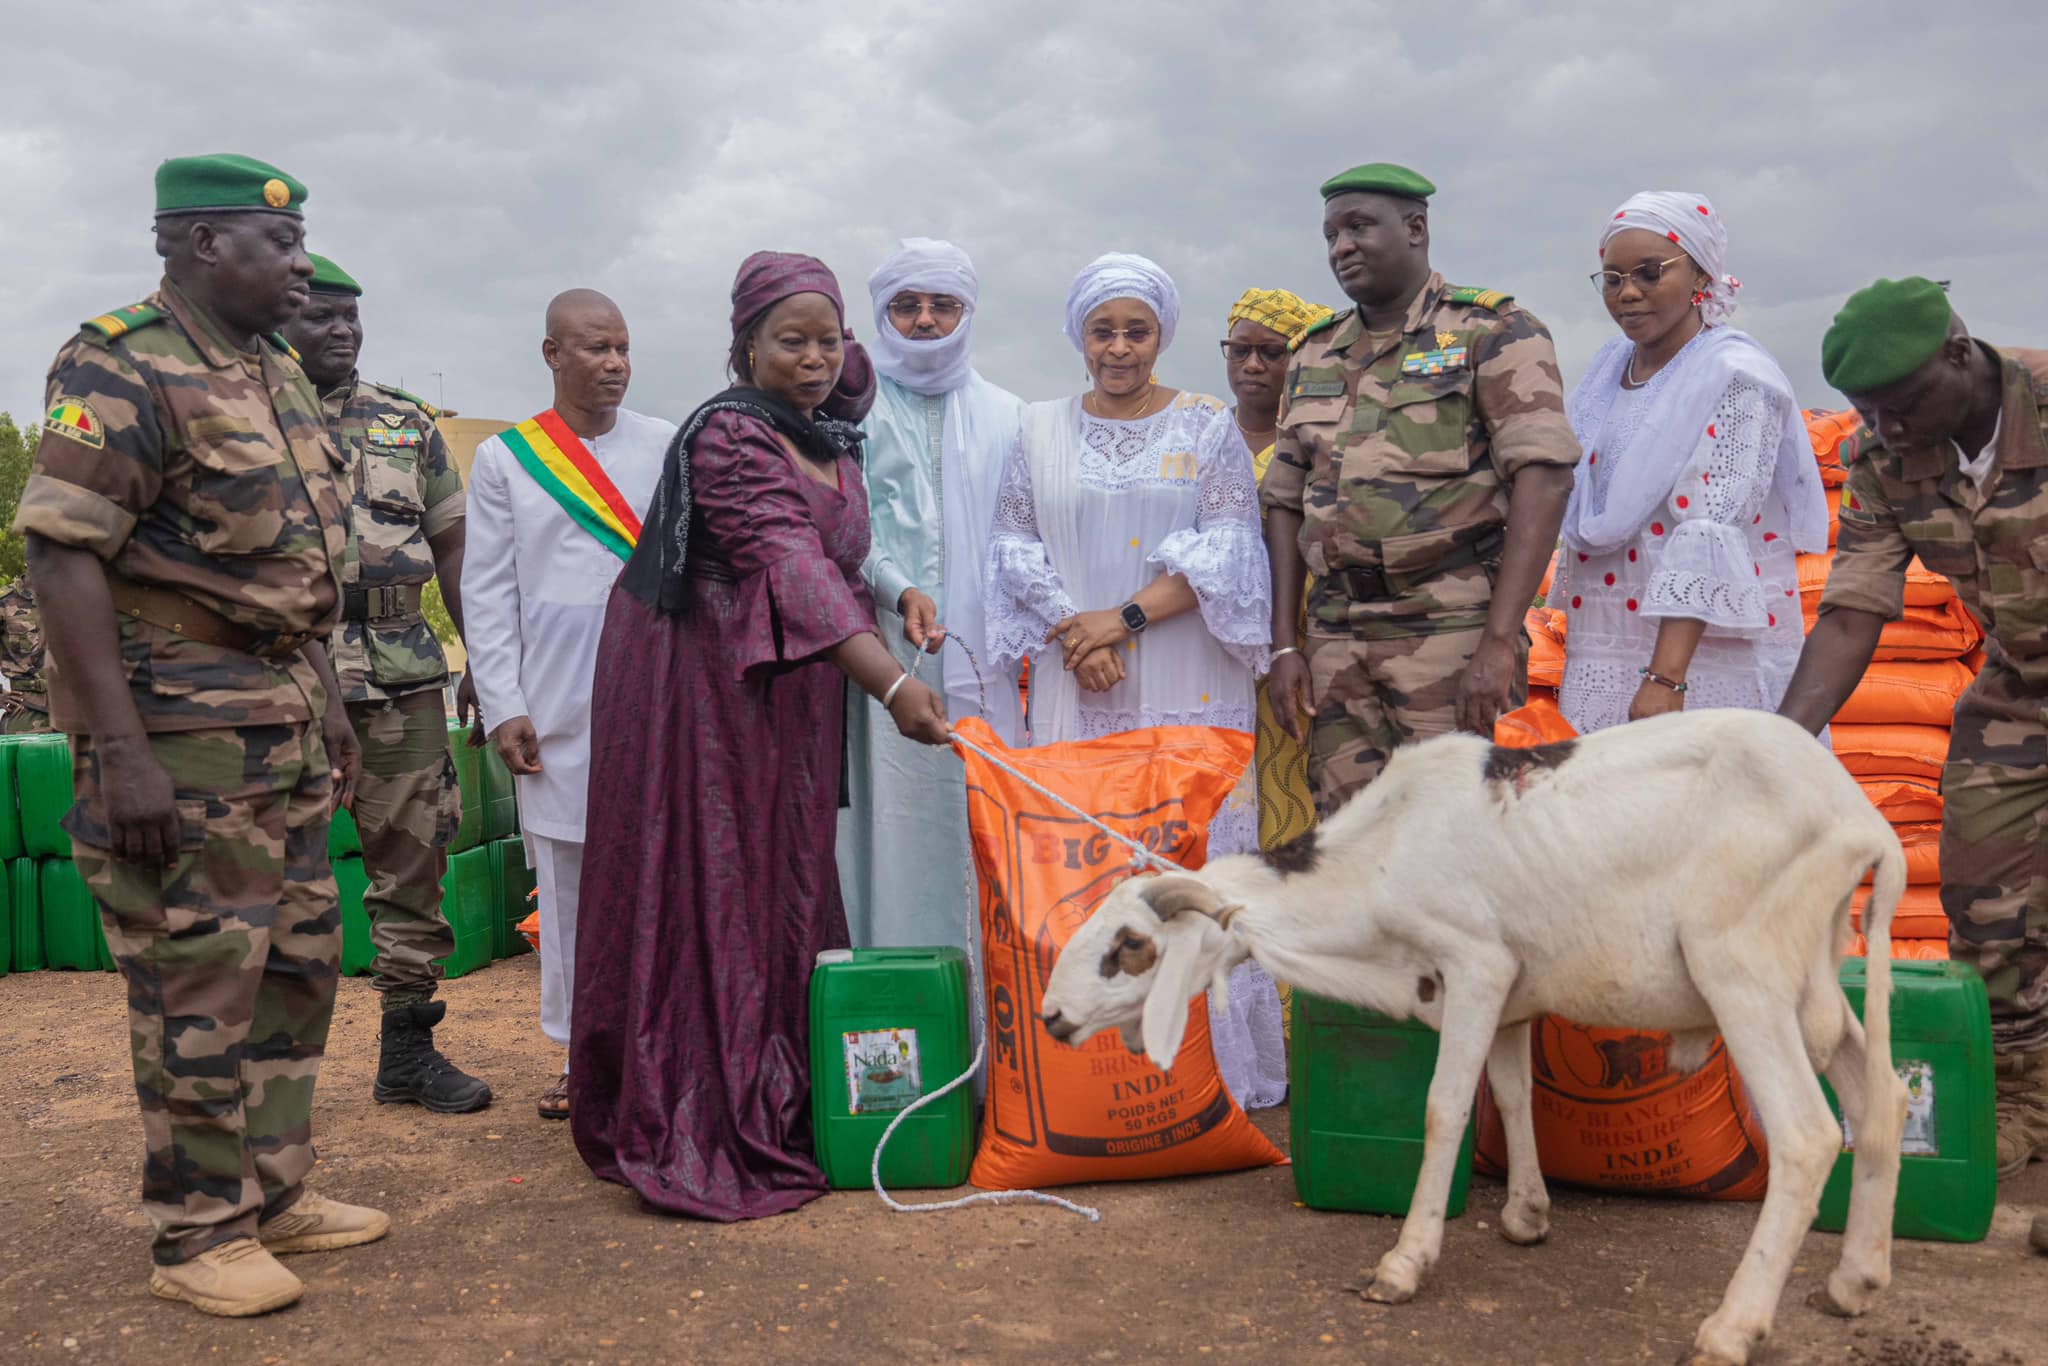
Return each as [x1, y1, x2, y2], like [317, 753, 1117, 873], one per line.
[322, 374, 464, 1000]
[1821, 344, 2048, 1054]
[0, 577, 53, 733]
[1261, 272, 1580, 814]
[14, 279, 348, 1266]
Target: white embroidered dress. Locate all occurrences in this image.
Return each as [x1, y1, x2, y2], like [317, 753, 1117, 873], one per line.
[984, 390, 1288, 1107]
[1556, 333, 1817, 733]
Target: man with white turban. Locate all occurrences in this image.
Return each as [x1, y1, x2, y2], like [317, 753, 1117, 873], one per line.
[838, 238, 1025, 953]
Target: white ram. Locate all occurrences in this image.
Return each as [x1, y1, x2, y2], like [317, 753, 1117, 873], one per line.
[1039, 708, 1907, 1366]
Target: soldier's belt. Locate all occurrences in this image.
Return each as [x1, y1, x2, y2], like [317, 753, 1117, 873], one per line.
[106, 574, 313, 659]
[1324, 525, 1506, 603]
[342, 584, 425, 622]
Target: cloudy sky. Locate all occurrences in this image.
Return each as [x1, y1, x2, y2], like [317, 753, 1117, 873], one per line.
[3, 0, 2042, 430]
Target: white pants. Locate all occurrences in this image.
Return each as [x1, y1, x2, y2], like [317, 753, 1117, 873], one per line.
[529, 834, 584, 1056]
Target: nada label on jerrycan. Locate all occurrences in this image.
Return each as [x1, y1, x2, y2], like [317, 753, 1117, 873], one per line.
[1814, 958, 1996, 1243]
[1290, 992, 1475, 1216]
[807, 947, 973, 1190]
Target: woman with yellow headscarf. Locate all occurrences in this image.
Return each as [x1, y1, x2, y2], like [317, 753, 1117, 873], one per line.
[1222, 288, 1332, 852]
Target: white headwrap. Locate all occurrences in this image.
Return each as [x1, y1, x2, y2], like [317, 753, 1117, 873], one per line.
[866, 237, 979, 397]
[1063, 252, 1180, 353]
[1601, 191, 1741, 325]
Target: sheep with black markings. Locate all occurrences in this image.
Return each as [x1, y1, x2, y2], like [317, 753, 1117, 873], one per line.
[1039, 708, 1907, 1366]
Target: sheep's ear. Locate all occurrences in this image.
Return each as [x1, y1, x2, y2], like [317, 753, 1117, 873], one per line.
[1139, 915, 1215, 1073]
[1136, 874, 1224, 922]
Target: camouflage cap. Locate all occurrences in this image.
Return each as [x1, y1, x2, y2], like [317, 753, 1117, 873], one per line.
[1821, 277, 1952, 395]
[1320, 162, 1436, 202]
[155, 154, 307, 218]
[307, 253, 362, 297]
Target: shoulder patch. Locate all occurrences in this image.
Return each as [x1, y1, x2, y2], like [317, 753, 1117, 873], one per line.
[1289, 310, 1345, 353]
[1444, 285, 1512, 311]
[80, 303, 162, 342]
[372, 382, 439, 420]
[266, 333, 302, 363]
[45, 396, 106, 450]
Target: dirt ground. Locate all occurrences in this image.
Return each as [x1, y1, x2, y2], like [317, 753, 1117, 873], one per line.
[1, 959, 2041, 1366]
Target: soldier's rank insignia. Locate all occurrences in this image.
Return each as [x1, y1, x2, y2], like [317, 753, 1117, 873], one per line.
[381, 412, 404, 428]
[1400, 347, 1469, 376]
[1435, 330, 1458, 350]
[46, 395, 105, 450]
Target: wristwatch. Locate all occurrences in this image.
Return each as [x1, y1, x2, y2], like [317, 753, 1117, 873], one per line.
[1119, 601, 1149, 634]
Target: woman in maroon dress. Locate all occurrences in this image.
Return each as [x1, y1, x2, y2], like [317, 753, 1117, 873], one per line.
[570, 253, 951, 1220]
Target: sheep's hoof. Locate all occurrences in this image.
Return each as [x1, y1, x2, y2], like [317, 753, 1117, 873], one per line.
[1499, 1206, 1550, 1246]
[1362, 1276, 1416, 1305]
[1808, 1274, 1878, 1319]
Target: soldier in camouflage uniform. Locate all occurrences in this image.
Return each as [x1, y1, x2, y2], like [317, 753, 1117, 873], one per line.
[0, 574, 53, 733]
[15, 155, 386, 1317]
[281, 254, 490, 1113]
[1262, 163, 1579, 815]
[1781, 276, 2048, 1183]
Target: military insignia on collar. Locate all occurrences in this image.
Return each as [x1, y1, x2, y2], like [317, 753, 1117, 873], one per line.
[1435, 330, 1458, 350]
[46, 395, 105, 449]
[1401, 348, 1469, 376]
[381, 412, 404, 429]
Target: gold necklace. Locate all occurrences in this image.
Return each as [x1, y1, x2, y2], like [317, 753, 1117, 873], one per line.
[1234, 411, 1278, 444]
[1087, 381, 1158, 422]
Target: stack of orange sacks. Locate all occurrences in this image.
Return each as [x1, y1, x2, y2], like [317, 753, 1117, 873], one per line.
[1526, 411, 1982, 961]
[1801, 410, 1981, 960]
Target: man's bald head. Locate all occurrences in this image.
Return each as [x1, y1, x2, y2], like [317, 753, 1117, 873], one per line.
[545, 288, 623, 340]
[542, 288, 631, 428]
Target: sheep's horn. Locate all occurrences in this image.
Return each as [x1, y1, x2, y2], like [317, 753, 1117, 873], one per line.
[1138, 877, 1240, 926]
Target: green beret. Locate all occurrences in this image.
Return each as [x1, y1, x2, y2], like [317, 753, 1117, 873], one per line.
[155, 154, 306, 218]
[1320, 162, 1436, 202]
[1821, 277, 1953, 394]
[307, 253, 362, 297]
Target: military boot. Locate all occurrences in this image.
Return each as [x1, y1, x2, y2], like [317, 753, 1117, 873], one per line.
[2032, 1213, 2047, 1255]
[375, 998, 493, 1114]
[149, 1238, 303, 1317]
[1994, 1049, 2048, 1180]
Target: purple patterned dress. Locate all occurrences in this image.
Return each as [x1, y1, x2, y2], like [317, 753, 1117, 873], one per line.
[570, 409, 878, 1221]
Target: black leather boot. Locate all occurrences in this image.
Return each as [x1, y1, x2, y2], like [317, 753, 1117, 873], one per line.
[375, 999, 493, 1114]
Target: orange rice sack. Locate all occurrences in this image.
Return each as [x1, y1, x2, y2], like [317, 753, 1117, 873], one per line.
[955, 718, 1285, 1190]
[1851, 881, 1949, 941]
[1804, 408, 1859, 488]
[1859, 778, 1943, 825]
[1474, 1019, 1768, 1200]
[1524, 608, 1567, 690]
[1847, 933, 1950, 961]
[1494, 696, 1575, 749]
[1830, 660, 1975, 727]
[1893, 822, 1943, 885]
[1831, 723, 1951, 783]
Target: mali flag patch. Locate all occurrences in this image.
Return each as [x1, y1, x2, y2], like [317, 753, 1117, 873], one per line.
[46, 396, 104, 450]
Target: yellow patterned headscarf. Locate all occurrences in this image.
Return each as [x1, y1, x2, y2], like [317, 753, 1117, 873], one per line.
[1226, 288, 1333, 346]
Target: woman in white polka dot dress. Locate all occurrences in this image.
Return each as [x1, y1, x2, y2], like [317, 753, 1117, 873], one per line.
[1556, 192, 1829, 734]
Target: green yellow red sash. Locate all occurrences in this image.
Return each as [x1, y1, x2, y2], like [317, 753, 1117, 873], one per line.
[499, 410, 642, 562]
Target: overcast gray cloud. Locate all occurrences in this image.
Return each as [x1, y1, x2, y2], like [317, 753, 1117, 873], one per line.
[2, 0, 2043, 430]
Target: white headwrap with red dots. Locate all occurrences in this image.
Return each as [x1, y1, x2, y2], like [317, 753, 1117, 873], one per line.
[1601, 191, 1741, 324]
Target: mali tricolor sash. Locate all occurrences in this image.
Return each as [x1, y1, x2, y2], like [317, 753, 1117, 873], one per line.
[500, 410, 643, 562]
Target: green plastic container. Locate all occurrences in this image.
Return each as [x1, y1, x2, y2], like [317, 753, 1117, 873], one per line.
[14, 733, 74, 860]
[1289, 992, 1475, 1217]
[435, 845, 495, 979]
[1814, 959, 1996, 1243]
[445, 722, 484, 856]
[485, 838, 535, 959]
[0, 859, 12, 974]
[336, 855, 373, 977]
[0, 737, 26, 861]
[807, 947, 974, 1189]
[39, 859, 113, 971]
[9, 857, 42, 971]
[481, 745, 519, 842]
[328, 804, 362, 858]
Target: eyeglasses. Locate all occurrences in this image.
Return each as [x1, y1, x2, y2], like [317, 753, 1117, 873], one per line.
[1590, 253, 1693, 295]
[1220, 340, 1289, 364]
[886, 295, 965, 320]
[1085, 325, 1157, 347]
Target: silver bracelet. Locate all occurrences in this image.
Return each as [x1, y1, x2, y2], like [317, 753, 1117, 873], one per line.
[880, 672, 910, 709]
[1270, 646, 1302, 660]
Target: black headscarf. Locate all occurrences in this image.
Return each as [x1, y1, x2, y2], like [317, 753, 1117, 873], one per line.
[615, 386, 868, 616]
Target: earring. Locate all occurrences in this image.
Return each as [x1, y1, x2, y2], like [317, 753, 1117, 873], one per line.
[1690, 290, 1707, 307]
